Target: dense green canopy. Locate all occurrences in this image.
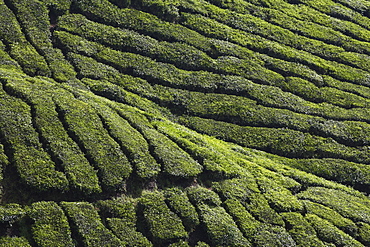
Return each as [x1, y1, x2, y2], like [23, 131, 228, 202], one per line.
[0, 0, 369, 246]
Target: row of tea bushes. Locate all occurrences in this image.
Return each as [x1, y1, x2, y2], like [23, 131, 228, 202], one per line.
[137, 0, 370, 70]
[180, 115, 370, 164]
[81, 95, 161, 179]
[7, 0, 76, 82]
[3, 77, 101, 194]
[105, 99, 203, 179]
[96, 199, 152, 246]
[1, 187, 368, 246]
[53, 88, 132, 190]
[298, 0, 370, 28]
[72, 0, 370, 89]
[205, 0, 370, 43]
[28, 201, 74, 247]
[0, 77, 68, 191]
[57, 13, 282, 86]
[61, 201, 124, 246]
[179, 12, 370, 86]
[55, 32, 370, 126]
[73, 62, 370, 158]
[0, 0, 49, 76]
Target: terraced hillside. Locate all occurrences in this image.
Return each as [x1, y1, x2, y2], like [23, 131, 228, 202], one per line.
[0, 0, 370, 246]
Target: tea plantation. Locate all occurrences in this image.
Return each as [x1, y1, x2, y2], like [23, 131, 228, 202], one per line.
[0, 0, 370, 246]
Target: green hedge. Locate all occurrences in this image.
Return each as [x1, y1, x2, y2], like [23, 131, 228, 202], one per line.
[298, 0, 370, 29]
[180, 116, 370, 164]
[80, 92, 160, 179]
[206, 0, 370, 63]
[0, 80, 68, 191]
[303, 200, 357, 236]
[211, 0, 370, 43]
[0, 203, 24, 223]
[179, 12, 370, 86]
[56, 31, 370, 129]
[281, 212, 325, 247]
[223, 198, 261, 238]
[252, 224, 297, 247]
[257, 177, 303, 212]
[291, 158, 370, 190]
[4, 77, 101, 194]
[0, 237, 31, 247]
[28, 201, 74, 247]
[298, 187, 370, 223]
[143, 127, 202, 178]
[164, 187, 200, 231]
[139, 191, 187, 244]
[305, 214, 363, 247]
[357, 222, 370, 246]
[0, 1, 50, 76]
[96, 198, 152, 246]
[244, 193, 285, 226]
[186, 186, 222, 207]
[212, 178, 260, 202]
[107, 218, 152, 247]
[53, 89, 132, 190]
[39, 0, 72, 15]
[197, 203, 251, 246]
[140, 0, 370, 68]
[60, 201, 124, 246]
[0, 41, 21, 71]
[58, 14, 214, 71]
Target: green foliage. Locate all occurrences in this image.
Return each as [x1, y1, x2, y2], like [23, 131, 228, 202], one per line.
[0, 1, 50, 76]
[164, 188, 199, 231]
[28, 201, 74, 247]
[109, 0, 131, 8]
[0, 80, 68, 191]
[139, 191, 187, 244]
[0, 237, 31, 247]
[0, 204, 24, 223]
[292, 158, 370, 189]
[281, 212, 325, 247]
[107, 218, 152, 247]
[212, 178, 259, 202]
[79, 92, 160, 179]
[244, 193, 285, 226]
[257, 177, 303, 212]
[357, 222, 370, 246]
[298, 187, 370, 223]
[60, 201, 124, 246]
[97, 198, 152, 246]
[144, 127, 202, 177]
[305, 214, 363, 247]
[252, 224, 297, 247]
[303, 200, 358, 236]
[181, 116, 370, 164]
[4, 77, 101, 194]
[1, 0, 370, 246]
[53, 89, 132, 190]
[58, 14, 214, 71]
[223, 198, 261, 238]
[39, 0, 72, 15]
[186, 186, 222, 207]
[197, 203, 251, 246]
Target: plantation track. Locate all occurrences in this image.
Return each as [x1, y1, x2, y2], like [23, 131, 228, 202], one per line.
[0, 0, 370, 246]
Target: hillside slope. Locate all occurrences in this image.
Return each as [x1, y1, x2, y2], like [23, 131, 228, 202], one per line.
[0, 0, 370, 246]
